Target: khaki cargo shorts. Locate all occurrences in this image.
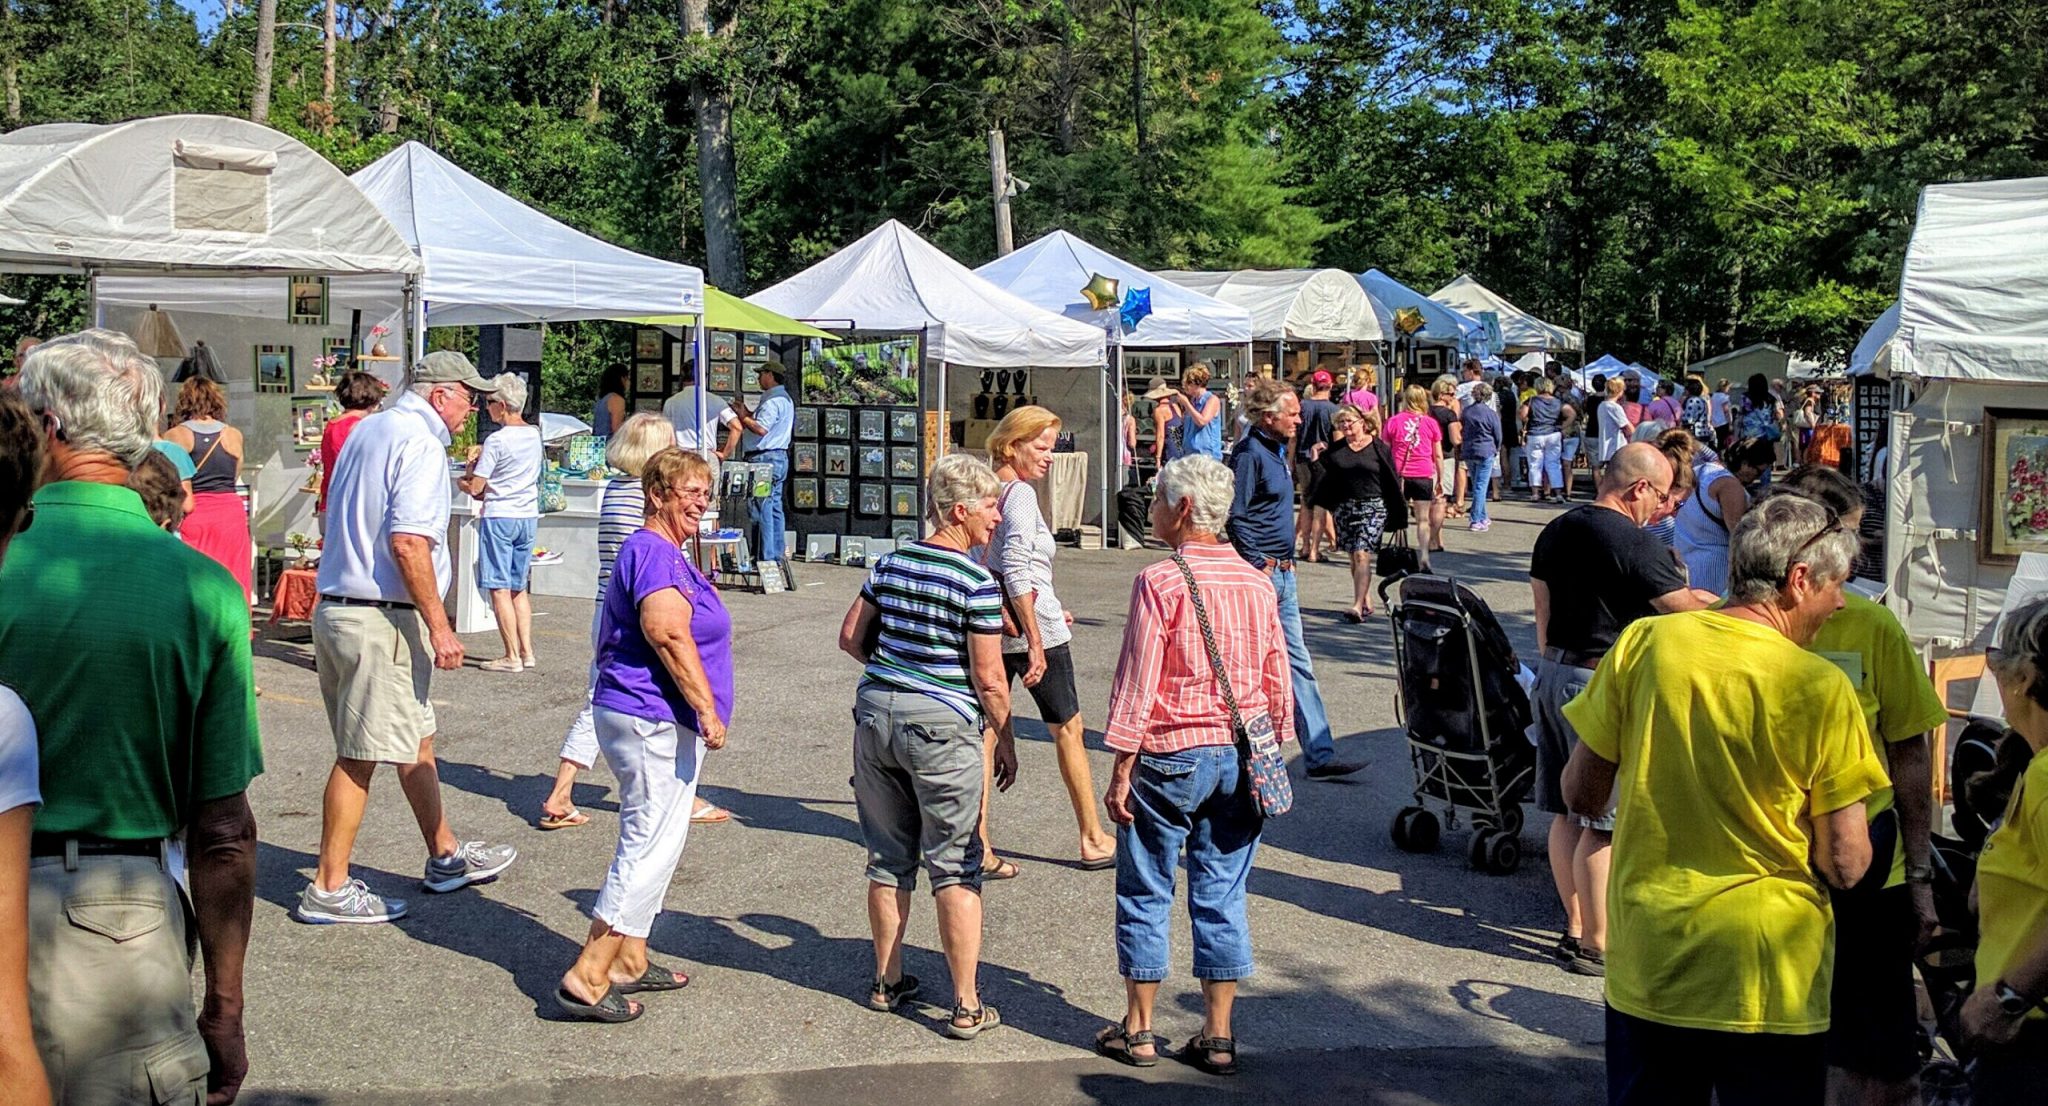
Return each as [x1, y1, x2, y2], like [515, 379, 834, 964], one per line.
[314, 600, 437, 763]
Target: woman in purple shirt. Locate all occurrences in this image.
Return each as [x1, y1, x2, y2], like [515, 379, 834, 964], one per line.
[557, 448, 734, 1023]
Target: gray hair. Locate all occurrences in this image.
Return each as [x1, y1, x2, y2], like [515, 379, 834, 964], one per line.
[489, 372, 527, 412]
[17, 328, 163, 467]
[1990, 594, 2048, 713]
[927, 452, 1000, 523]
[1470, 381, 1494, 404]
[1157, 455, 1235, 535]
[1726, 493, 1856, 604]
[1240, 376, 1291, 423]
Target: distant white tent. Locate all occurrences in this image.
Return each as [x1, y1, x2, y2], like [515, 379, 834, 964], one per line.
[1849, 302, 1900, 377]
[1153, 269, 1382, 343]
[1430, 274, 1584, 353]
[750, 220, 1105, 368]
[1357, 269, 1483, 352]
[974, 230, 1253, 347]
[1582, 353, 1659, 386]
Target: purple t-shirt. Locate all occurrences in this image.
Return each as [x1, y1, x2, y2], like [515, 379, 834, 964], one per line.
[593, 529, 734, 732]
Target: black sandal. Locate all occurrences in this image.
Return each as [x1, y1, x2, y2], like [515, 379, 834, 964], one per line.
[1095, 1022, 1162, 1067]
[943, 1002, 1002, 1040]
[1176, 1035, 1239, 1076]
[868, 973, 921, 1011]
[555, 985, 643, 1023]
[614, 964, 689, 994]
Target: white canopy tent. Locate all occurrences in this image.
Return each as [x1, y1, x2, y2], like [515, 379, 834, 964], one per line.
[1879, 177, 2048, 651]
[1430, 274, 1583, 353]
[1849, 302, 1900, 377]
[1152, 269, 1382, 343]
[973, 230, 1253, 347]
[1581, 353, 1660, 387]
[1357, 268, 1483, 352]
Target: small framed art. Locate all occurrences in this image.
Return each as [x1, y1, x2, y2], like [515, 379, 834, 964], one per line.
[288, 276, 328, 326]
[792, 443, 819, 474]
[824, 479, 850, 509]
[1979, 407, 2048, 564]
[890, 521, 920, 544]
[792, 478, 819, 509]
[635, 363, 666, 395]
[292, 396, 327, 448]
[859, 484, 885, 516]
[322, 338, 353, 374]
[825, 444, 852, 475]
[858, 446, 886, 478]
[794, 408, 818, 439]
[840, 537, 868, 567]
[890, 485, 919, 517]
[711, 332, 738, 361]
[859, 409, 885, 442]
[891, 448, 919, 478]
[255, 344, 293, 393]
[635, 329, 665, 360]
[890, 409, 919, 443]
[823, 408, 851, 440]
[742, 332, 769, 362]
[708, 363, 737, 393]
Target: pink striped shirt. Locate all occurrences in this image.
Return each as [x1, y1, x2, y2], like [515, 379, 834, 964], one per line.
[1104, 542, 1296, 755]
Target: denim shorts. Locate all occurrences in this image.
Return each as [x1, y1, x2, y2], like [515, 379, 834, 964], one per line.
[477, 516, 537, 591]
[1532, 657, 1613, 829]
[1115, 744, 1262, 982]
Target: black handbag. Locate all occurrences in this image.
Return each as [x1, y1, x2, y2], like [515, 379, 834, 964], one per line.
[1377, 528, 1421, 579]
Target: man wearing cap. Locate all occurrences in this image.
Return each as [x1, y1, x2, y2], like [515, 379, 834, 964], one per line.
[301, 351, 518, 924]
[1295, 369, 1340, 561]
[731, 361, 794, 566]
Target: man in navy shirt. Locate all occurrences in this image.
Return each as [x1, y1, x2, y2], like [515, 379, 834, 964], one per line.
[1227, 377, 1363, 779]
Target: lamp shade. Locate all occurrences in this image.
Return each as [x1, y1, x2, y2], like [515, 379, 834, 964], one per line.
[133, 304, 186, 359]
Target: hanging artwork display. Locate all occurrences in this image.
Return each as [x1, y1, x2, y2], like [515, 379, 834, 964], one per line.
[792, 443, 820, 474]
[792, 479, 819, 509]
[890, 410, 919, 443]
[254, 345, 293, 393]
[635, 329, 665, 360]
[635, 363, 665, 395]
[794, 408, 818, 439]
[824, 444, 852, 475]
[288, 276, 329, 326]
[292, 396, 328, 448]
[824, 479, 851, 509]
[858, 446, 886, 478]
[858, 484, 886, 516]
[1979, 407, 2048, 564]
[890, 485, 919, 517]
[891, 448, 919, 478]
[708, 364, 737, 393]
[800, 337, 920, 406]
[823, 408, 851, 440]
[711, 332, 738, 361]
[859, 409, 886, 442]
[890, 521, 920, 544]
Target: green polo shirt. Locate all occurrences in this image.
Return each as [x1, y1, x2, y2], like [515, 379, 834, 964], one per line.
[0, 481, 261, 839]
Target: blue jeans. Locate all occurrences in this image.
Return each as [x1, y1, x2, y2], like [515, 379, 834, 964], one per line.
[748, 450, 789, 563]
[1465, 459, 1494, 523]
[1271, 567, 1336, 767]
[1115, 745, 1261, 981]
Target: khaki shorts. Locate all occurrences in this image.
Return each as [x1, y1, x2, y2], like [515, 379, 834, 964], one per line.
[314, 600, 437, 763]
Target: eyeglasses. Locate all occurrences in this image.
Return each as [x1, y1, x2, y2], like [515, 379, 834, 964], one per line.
[1636, 478, 1674, 507]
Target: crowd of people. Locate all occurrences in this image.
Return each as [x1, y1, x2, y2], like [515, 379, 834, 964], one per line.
[0, 327, 2041, 1106]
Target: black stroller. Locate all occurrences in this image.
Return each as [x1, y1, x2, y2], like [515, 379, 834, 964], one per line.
[1382, 572, 1536, 874]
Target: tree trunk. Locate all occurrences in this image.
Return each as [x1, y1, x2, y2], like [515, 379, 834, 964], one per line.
[1127, 0, 1147, 155]
[322, 0, 337, 104]
[251, 0, 277, 124]
[583, 0, 614, 121]
[1, 0, 19, 125]
[679, 0, 744, 288]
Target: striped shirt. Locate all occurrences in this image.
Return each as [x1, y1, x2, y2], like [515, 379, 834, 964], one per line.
[596, 478, 645, 601]
[860, 542, 1004, 723]
[1104, 541, 1295, 754]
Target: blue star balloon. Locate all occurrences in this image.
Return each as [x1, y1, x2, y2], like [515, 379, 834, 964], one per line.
[1119, 286, 1152, 332]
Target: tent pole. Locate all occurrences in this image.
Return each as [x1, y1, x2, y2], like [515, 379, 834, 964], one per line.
[1104, 344, 1118, 547]
[410, 284, 427, 366]
[694, 312, 710, 461]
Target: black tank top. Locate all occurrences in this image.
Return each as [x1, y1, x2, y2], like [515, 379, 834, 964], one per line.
[186, 424, 237, 493]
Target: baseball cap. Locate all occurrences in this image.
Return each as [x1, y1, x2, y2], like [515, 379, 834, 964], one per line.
[1311, 369, 1334, 386]
[410, 350, 498, 394]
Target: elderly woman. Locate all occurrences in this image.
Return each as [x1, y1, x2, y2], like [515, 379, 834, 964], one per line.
[540, 414, 726, 830]
[838, 453, 1016, 1039]
[556, 447, 731, 1022]
[318, 371, 385, 516]
[164, 377, 253, 603]
[0, 392, 50, 1103]
[1963, 595, 2048, 1102]
[1096, 455, 1292, 1076]
[1313, 405, 1407, 620]
[460, 373, 544, 672]
[1561, 494, 1884, 1104]
[1383, 385, 1444, 569]
[980, 406, 1114, 871]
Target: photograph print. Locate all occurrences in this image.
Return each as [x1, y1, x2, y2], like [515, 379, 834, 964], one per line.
[254, 344, 293, 392]
[792, 442, 819, 474]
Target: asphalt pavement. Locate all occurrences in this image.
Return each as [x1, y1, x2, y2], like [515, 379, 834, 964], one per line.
[236, 496, 1605, 1105]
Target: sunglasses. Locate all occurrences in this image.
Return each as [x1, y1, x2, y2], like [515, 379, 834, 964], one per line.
[1778, 509, 1847, 586]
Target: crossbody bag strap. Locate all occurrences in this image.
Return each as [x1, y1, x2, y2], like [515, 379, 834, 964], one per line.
[1169, 553, 1246, 738]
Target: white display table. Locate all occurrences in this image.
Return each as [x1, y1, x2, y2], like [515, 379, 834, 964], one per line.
[448, 476, 609, 635]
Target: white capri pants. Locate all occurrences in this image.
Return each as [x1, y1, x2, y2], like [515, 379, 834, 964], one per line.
[592, 706, 705, 938]
[557, 605, 605, 768]
[1526, 432, 1564, 487]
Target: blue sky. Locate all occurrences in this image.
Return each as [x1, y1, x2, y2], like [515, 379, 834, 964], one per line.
[173, 2, 222, 34]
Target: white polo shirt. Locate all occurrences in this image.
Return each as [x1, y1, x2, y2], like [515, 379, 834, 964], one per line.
[662, 386, 737, 450]
[316, 389, 454, 603]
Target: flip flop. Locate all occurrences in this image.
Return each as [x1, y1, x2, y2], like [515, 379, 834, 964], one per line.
[981, 858, 1021, 881]
[691, 803, 732, 825]
[1077, 854, 1116, 871]
[555, 986, 642, 1023]
[613, 964, 689, 994]
[538, 809, 590, 831]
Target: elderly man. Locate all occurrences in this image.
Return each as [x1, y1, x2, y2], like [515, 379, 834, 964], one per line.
[1528, 441, 1710, 977]
[731, 361, 794, 566]
[301, 351, 517, 924]
[1225, 376, 1361, 779]
[0, 330, 262, 1104]
[1562, 494, 1887, 1105]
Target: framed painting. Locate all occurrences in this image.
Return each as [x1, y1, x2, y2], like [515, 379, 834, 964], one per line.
[890, 409, 919, 443]
[1979, 407, 2048, 564]
[858, 408, 886, 442]
[288, 276, 328, 326]
[254, 344, 293, 393]
[824, 444, 851, 475]
[635, 328, 665, 361]
[710, 332, 738, 361]
[858, 446, 886, 478]
[890, 485, 919, 517]
[791, 478, 819, 510]
[824, 478, 850, 510]
[741, 332, 770, 362]
[322, 337, 353, 375]
[708, 363, 737, 393]
[634, 363, 666, 395]
[291, 396, 328, 448]
[792, 442, 820, 474]
[890, 447, 919, 478]
[794, 408, 818, 439]
[823, 408, 851, 440]
[858, 483, 886, 516]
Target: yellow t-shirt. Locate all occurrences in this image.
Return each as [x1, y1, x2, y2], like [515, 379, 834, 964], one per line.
[1975, 751, 2048, 1020]
[1563, 610, 1889, 1034]
[1808, 593, 1948, 887]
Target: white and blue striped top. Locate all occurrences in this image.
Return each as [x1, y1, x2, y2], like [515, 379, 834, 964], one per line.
[596, 478, 646, 602]
[860, 542, 1004, 723]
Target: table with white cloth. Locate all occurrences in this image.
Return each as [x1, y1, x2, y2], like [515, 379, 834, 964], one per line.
[446, 476, 608, 635]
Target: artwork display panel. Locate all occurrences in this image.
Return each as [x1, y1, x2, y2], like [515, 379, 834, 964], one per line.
[1980, 407, 2048, 564]
[824, 479, 850, 509]
[792, 443, 819, 474]
[824, 444, 852, 475]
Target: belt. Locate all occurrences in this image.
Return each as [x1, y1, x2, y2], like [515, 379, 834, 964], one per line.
[1542, 646, 1605, 670]
[1261, 559, 1296, 574]
[30, 833, 164, 860]
[320, 594, 415, 610]
[744, 448, 788, 458]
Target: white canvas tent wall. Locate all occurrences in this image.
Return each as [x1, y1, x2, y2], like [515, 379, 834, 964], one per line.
[1881, 177, 2048, 651]
[1430, 274, 1583, 353]
[1152, 269, 1382, 343]
[1850, 303, 1900, 377]
[973, 230, 1253, 347]
[1357, 268, 1483, 352]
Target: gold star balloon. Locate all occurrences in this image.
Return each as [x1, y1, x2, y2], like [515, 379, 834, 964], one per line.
[1081, 273, 1121, 310]
[1393, 306, 1427, 335]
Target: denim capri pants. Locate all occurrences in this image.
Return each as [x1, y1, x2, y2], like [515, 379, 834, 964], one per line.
[1115, 744, 1262, 981]
[477, 516, 537, 592]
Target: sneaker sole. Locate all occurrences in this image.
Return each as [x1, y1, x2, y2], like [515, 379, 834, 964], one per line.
[421, 854, 516, 893]
[294, 905, 407, 924]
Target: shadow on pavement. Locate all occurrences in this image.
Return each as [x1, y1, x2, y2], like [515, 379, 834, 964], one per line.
[436, 758, 620, 820]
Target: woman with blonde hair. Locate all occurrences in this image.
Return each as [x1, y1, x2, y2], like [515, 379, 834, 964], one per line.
[1342, 365, 1379, 415]
[1430, 376, 1464, 528]
[1163, 363, 1224, 462]
[541, 414, 729, 830]
[977, 406, 1113, 871]
[163, 376, 253, 603]
[1383, 385, 1444, 570]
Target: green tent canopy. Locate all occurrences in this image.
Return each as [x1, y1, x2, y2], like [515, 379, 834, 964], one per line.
[617, 286, 837, 339]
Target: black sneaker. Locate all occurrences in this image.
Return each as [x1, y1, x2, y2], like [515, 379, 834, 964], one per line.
[1554, 934, 1580, 961]
[868, 973, 921, 1012]
[1567, 947, 1606, 977]
[1306, 760, 1366, 780]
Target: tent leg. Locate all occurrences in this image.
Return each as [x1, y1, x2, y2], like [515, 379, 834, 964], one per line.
[693, 314, 711, 461]
[1103, 345, 1117, 548]
[411, 286, 427, 366]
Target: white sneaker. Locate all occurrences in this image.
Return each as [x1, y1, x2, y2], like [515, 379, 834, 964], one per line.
[296, 878, 408, 924]
[423, 840, 518, 893]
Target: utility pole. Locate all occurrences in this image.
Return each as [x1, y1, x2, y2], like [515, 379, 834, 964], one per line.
[988, 128, 1014, 256]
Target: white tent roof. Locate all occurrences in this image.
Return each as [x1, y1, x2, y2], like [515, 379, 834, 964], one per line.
[351, 141, 703, 325]
[1849, 302, 1900, 377]
[1357, 269, 1482, 350]
[1896, 177, 2048, 382]
[1582, 353, 1660, 386]
[1153, 269, 1382, 343]
[748, 220, 1105, 368]
[0, 115, 418, 277]
[972, 230, 1253, 347]
[1430, 274, 1583, 352]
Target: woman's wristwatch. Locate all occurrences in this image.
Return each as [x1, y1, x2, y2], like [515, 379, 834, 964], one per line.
[1994, 980, 2045, 1018]
[1905, 862, 1936, 884]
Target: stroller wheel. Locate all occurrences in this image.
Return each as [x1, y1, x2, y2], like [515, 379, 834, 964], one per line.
[1468, 828, 1495, 869]
[1484, 832, 1523, 875]
[1392, 807, 1438, 853]
[1497, 804, 1525, 840]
